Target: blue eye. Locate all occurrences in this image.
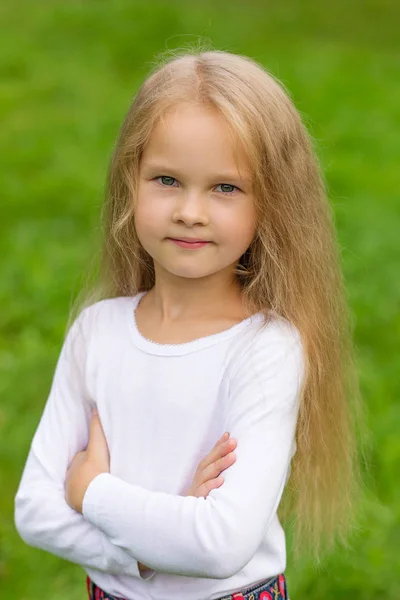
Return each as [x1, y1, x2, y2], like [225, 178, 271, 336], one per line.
[156, 176, 177, 186]
[216, 183, 238, 195]
[155, 176, 239, 195]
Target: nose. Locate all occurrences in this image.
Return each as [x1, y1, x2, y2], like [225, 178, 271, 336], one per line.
[172, 190, 209, 227]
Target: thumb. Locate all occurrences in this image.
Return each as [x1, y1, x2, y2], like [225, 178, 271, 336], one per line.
[87, 411, 108, 457]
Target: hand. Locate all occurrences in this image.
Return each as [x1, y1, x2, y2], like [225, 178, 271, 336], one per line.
[185, 432, 237, 498]
[65, 411, 152, 575]
[65, 408, 110, 514]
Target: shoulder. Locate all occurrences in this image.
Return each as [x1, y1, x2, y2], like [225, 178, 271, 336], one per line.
[230, 311, 303, 357]
[75, 295, 133, 327]
[66, 296, 134, 345]
[227, 313, 305, 384]
[253, 314, 303, 355]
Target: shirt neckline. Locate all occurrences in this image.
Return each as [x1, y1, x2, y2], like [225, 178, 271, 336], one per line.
[127, 290, 265, 356]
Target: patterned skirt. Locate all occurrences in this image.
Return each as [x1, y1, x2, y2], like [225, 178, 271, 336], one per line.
[86, 572, 290, 600]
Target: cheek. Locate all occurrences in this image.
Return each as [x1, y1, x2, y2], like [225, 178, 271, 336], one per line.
[222, 205, 257, 243]
[134, 191, 164, 235]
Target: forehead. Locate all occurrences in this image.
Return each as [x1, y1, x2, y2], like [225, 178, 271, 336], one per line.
[142, 103, 252, 178]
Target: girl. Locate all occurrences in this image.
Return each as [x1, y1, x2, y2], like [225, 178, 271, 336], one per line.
[14, 48, 365, 600]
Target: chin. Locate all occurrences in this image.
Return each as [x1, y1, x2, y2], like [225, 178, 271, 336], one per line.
[166, 269, 213, 280]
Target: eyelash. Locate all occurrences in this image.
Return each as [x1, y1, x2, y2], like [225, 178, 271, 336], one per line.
[153, 176, 240, 196]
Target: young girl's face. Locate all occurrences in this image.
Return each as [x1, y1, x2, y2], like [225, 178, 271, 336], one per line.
[135, 103, 257, 285]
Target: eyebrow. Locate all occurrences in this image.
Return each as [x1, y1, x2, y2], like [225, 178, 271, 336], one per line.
[141, 162, 252, 186]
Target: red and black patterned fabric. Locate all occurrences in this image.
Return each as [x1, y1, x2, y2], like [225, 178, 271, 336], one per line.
[86, 572, 290, 600]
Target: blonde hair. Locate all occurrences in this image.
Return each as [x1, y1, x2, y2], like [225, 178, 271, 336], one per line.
[69, 43, 368, 565]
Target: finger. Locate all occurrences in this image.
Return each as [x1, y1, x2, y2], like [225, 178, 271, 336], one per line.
[88, 414, 105, 442]
[198, 439, 221, 472]
[199, 433, 227, 464]
[199, 434, 236, 480]
[87, 414, 109, 458]
[205, 436, 236, 468]
[199, 475, 225, 499]
[200, 451, 236, 485]
[210, 433, 229, 454]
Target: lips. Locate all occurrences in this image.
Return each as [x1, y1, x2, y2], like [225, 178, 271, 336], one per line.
[168, 238, 210, 249]
[169, 238, 208, 243]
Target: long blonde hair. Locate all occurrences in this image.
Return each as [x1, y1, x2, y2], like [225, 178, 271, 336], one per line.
[69, 44, 368, 565]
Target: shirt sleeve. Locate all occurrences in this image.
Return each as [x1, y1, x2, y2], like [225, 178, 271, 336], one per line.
[82, 321, 305, 579]
[14, 308, 156, 581]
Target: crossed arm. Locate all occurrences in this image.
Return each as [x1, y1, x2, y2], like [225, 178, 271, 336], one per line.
[15, 310, 304, 579]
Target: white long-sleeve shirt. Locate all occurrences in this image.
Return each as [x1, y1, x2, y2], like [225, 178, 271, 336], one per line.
[14, 290, 305, 600]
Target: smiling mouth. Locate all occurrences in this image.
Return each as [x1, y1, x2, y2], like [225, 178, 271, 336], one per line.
[168, 238, 210, 243]
[167, 238, 211, 248]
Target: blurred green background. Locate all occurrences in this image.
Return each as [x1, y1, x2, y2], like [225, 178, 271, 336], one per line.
[1, 0, 399, 598]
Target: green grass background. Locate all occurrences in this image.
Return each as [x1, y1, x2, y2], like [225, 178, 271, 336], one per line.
[1, 1, 399, 598]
